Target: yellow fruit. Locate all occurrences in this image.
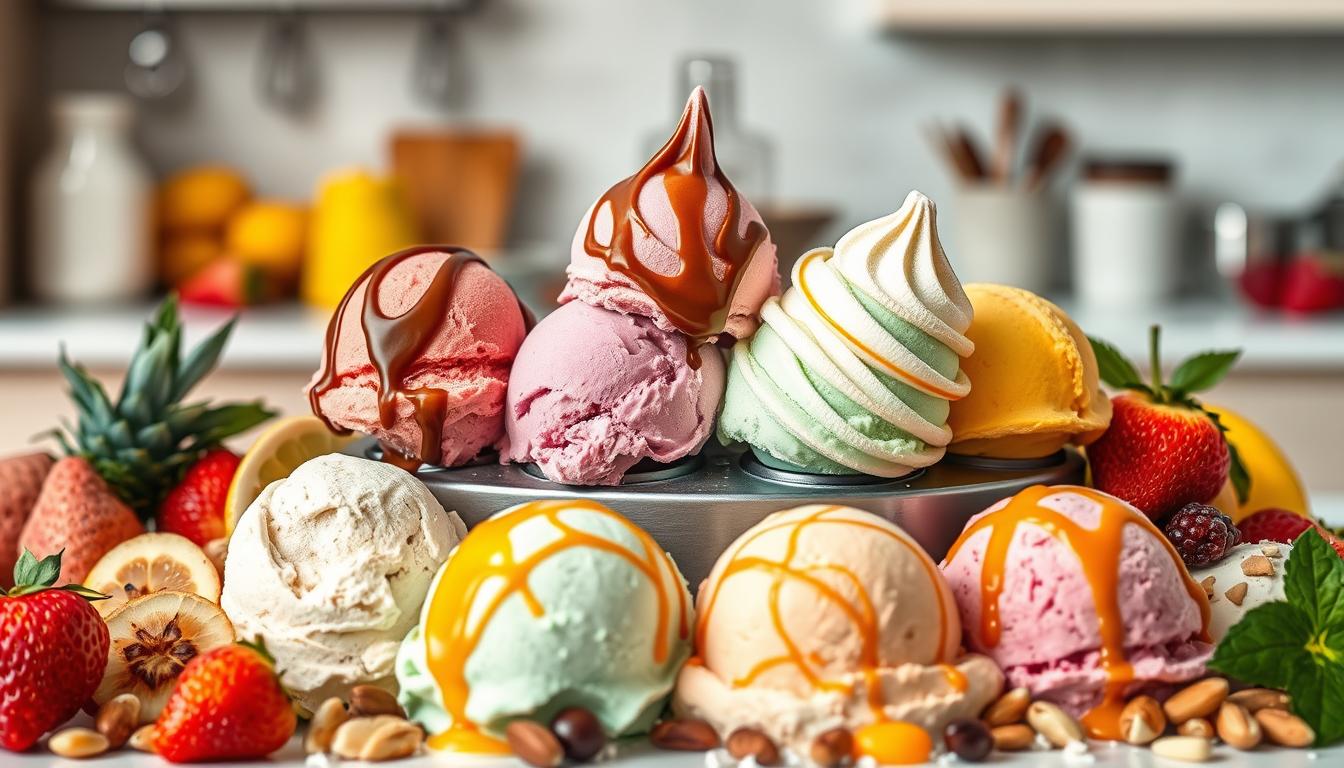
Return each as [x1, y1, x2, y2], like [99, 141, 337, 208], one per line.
[226, 201, 308, 282]
[224, 415, 358, 533]
[160, 233, 223, 286]
[302, 170, 419, 309]
[160, 166, 250, 233]
[85, 533, 221, 617]
[1206, 478, 1240, 520]
[1206, 403, 1310, 522]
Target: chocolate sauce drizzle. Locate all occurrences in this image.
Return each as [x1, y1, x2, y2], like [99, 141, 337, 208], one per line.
[582, 87, 767, 365]
[309, 245, 530, 469]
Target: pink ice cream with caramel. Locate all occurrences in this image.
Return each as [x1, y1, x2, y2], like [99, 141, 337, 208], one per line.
[308, 247, 528, 468]
[559, 86, 779, 344]
[940, 485, 1213, 740]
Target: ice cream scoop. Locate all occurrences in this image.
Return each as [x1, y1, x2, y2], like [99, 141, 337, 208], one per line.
[940, 486, 1212, 739]
[947, 284, 1111, 459]
[1190, 542, 1291, 642]
[307, 246, 528, 468]
[503, 300, 724, 486]
[220, 454, 464, 713]
[396, 499, 692, 753]
[673, 505, 1002, 753]
[560, 87, 779, 344]
[718, 192, 973, 477]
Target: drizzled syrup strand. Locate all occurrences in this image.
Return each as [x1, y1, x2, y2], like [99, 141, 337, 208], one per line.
[582, 88, 767, 366]
[308, 246, 532, 467]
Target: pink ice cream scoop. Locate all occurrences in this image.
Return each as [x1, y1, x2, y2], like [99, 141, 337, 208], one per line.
[940, 485, 1212, 739]
[503, 300, 724, 486]
[308, 247, 528, 468]
[559, 86, 779, 343]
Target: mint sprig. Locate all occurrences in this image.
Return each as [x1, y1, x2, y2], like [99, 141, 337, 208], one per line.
[1087, 325, 1249, 503]
[1210, 529, 1344, 746]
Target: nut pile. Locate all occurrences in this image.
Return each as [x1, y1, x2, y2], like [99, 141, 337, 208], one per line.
[506, 707, 611, 768]
[304, 684, 425, 762]
[46, 694, 152, 759]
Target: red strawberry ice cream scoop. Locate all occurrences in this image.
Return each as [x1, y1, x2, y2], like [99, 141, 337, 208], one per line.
[940, 486, 1212, 735]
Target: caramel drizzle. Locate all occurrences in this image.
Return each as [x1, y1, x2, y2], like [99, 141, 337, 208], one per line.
[943, 485, 1211, 740]
[582, 87, 767, 364]
[794, 248, 964, 402]
[309, 246, 532, 467]
[423, 499, 690, 752]
[694, 506, 952, 718]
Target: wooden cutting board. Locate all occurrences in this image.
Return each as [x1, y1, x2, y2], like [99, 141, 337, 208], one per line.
[390, 129, 520, 253]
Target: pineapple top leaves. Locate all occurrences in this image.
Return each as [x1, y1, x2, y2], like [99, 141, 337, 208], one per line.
[52, 296, 275, 519]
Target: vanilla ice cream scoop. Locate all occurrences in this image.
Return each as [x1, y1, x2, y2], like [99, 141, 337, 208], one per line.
[221, 454, 465, 713]
[673, 505, 1002, 753]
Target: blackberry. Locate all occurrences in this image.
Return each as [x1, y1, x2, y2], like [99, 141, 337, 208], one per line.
[1163, 503, 1241, 568]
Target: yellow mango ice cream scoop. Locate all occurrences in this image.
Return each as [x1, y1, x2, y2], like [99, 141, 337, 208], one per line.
[947, 284, 1112, 459]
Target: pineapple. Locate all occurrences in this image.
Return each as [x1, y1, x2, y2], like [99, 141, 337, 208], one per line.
[52, 296, 275, 520]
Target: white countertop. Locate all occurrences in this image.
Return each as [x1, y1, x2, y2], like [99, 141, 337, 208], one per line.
[0, 299, 1341, 372]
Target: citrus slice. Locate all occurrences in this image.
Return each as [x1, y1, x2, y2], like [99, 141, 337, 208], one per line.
[95, 591, 235, 723]
[85, 533, 221, 617]
[224, 415, 357, 532]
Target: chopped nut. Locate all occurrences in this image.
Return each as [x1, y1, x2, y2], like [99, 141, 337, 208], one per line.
[1261, 544, 1282, 558]
[1242, 555, 1274, 577]
[1225, 582, 1249, 606]
[1199, 576, 1216, 597]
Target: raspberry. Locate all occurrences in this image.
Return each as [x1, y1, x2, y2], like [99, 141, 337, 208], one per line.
[1163, 503, 1241, 568]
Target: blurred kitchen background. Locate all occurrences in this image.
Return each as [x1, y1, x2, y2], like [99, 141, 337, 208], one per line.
[1, 0, 1343, 488]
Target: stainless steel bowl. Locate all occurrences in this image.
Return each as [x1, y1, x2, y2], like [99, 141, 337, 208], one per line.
[354, 441, 1086, 587]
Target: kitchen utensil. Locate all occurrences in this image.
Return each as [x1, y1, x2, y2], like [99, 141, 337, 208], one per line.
[124, 10, 187, 101]
[257, 9, 317, 115]
[30, 94, 153, 304]
[359, 439, 1085, 587]
[992, 88, 1021, 184]
[952, 124, 988, 180]
[389, 130, 520, 253]
[1071, 158, 1178, 307]
[1024, 121, 1070, 191]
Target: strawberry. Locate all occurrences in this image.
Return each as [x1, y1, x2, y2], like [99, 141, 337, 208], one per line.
[0, 453, 54, 589]
[1280, 253, 1344, 315]
[179, 259, 269, 308]
[1087, 327, 1247, 522]
[1238, 508, 1316, 545]
[154, 641, 296, 763]
[0, 550, 110, 752]
[157, 449, 240, 546]
[18, 457, 144, 585]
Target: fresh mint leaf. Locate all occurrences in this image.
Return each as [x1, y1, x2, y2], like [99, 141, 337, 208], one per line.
[1087, 336, 1143, 391]
[1209, 600, 1310, 690]
[1169, 349, 1241, 395]
[1286, 529, 1344, 630]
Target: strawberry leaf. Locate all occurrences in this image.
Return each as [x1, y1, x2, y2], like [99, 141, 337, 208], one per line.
[11, 548, 62, 591]
[1169, 350, 1242, 397]
[1087, 336, 1144, 391]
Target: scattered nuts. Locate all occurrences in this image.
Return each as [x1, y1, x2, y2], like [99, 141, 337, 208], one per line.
[127, 724, 157, 753]
[1119, 695, 1165, 745]
[1261, 544, 1282, 558]
[989, 724, 1035, 751]
[1225, 582, 1249, 606]
[551, 707, 607, 762]
[726, 728, 780, 767]
[1199, 576, 1216, 597]
[48, 727, 110, 759]
[1026, 701, 1083, 747]
[1255, 708, 1315, 747]
[305, 696, 349, 754]
[1177, 718, 1214, 739]
[1163, 678, 1230, 724]
[1150, 735, 1212, 763]
[982, 687, 1031, 727]
[332, 716, 422, 762]
[1242, 554, 1274, 577]
[95, 693, 141, 748]
[349, 685, 406, 718]
[650, 719, 721, 751]
[505, 721, 563, 768]
[809, 727, 854, 768]
[943, 719, 992, 762]
[1216, 701, 1262, 750]
[1227, 687, 1291, 712]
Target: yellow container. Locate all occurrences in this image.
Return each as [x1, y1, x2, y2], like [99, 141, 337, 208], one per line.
[301, 169, 420, 309]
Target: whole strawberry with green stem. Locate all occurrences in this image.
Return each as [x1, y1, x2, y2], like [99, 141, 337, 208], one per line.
[0, 550, 109, 752]
[154, 640, 296, 763]
[1087, 326, 1249, 522]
